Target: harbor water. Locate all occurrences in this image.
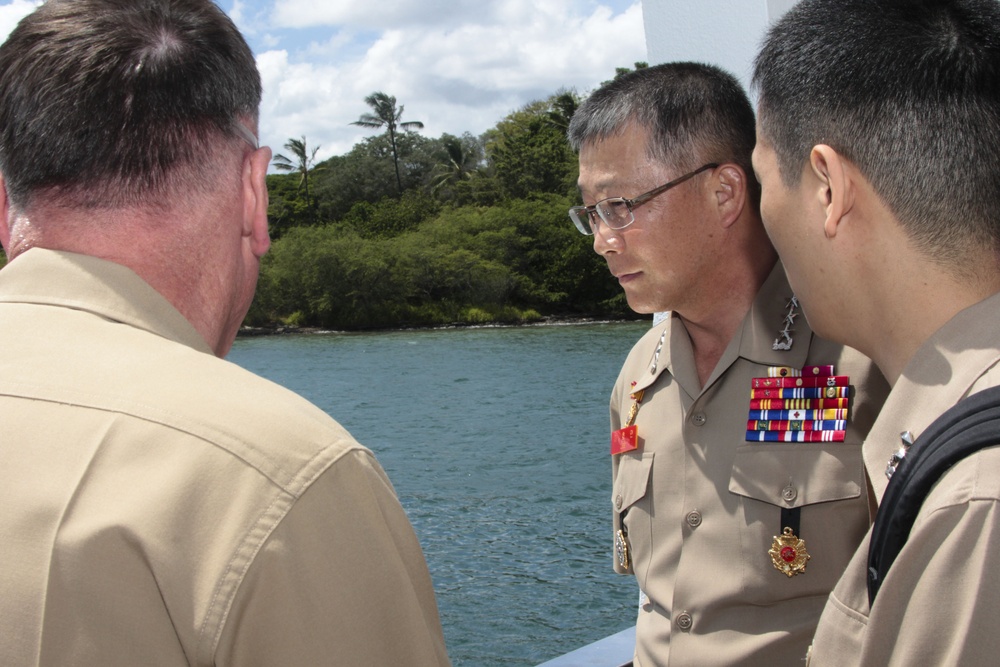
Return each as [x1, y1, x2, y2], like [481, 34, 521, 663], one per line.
[228, 321, 646, 666]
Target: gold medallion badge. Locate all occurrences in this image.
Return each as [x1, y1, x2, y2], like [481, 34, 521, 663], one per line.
[769, 527, 810, 577]
[615, 529, 630, 570]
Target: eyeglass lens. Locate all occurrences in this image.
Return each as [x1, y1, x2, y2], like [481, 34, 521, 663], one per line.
[570, 198, 632, 235]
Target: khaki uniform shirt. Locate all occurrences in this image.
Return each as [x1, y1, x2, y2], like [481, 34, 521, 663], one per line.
[610, 264, 889, 666]
[0, 249, 450, 666]
[808, 291, 1000, 666]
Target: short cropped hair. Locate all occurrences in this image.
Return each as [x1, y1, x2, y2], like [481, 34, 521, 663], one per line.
[754, 0, 1000, 257]
[568, 62, 758, 195]
[0, 0, 262, 209]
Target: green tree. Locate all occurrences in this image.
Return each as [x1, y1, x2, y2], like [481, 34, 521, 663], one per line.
[351, 92, 424, 195]
[484, 97, 578, 199]
[342, 190, 440, 239]
[603, 61, 649, 86]
[272, 136, 321, 196]
[544, 90, 581, 133]
[271, 136, 323, 224]
[307, 131, 439, 221]
[429, 132, 484, 198]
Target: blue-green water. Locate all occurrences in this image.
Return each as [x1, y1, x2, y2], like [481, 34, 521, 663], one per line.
[228, 322, 647, 666]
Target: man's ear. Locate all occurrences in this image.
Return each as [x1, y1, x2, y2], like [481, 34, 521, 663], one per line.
[242, 146, 271, 258]
[809, 145, 853, 239]
[715, 164, 747, 228]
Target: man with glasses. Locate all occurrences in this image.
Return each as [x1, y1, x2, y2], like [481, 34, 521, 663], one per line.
[567, 62, 889, 665]
[0, 1, 449, 664]
[754, 0, 1000, 663]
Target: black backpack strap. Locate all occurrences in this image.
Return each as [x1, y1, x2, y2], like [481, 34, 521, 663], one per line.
[867, 384, 1000, 606]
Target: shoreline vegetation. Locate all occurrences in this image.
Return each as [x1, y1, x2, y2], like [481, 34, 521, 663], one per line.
[0, 68, 650, 332]
[249, 76, 648, 332]
[237, 314, 646, 338]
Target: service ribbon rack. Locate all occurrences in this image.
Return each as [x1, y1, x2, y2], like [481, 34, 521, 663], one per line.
[745, 365, 849, 443]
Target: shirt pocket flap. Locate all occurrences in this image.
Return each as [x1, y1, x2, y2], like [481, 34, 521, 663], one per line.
[728, 444, 863, 508]
[614, 452, 654, 510]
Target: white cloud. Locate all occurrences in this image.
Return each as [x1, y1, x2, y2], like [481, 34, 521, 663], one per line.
[0, 0, 39, 42]
[271, 0, 495, 30]
[253, 1, 647, 162]
[0, 0, 646, 166]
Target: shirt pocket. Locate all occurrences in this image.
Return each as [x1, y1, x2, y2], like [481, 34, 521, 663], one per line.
[728, 443, 870, 603]
[613, 451, 654, 574]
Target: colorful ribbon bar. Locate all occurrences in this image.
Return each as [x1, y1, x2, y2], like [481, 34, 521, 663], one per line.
[750, 398, 850, 410]
[748, 409, 849, 421]
[751, 386, 850, 399]
[747, 366, 851, 443]
[766, 365, 836, 378]
[745, 430, 847, 443]
[747, 419, 848, 431]
[752, 375, 850, 389]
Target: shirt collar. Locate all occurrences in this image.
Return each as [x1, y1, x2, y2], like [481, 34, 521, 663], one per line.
[632, 261, 812, 395]
[0, 248, 213, 355]
[865, 289, 1000, 500]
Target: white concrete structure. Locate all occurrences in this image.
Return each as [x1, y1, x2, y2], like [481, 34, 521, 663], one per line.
[640, 0, 799, 91]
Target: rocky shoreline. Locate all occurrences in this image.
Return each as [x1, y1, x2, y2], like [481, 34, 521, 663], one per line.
[237, 315, 645, 338]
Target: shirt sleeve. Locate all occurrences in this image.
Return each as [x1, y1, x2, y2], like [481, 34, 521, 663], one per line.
[861, 493, 1000, 665]
[213, 447, 451, 666]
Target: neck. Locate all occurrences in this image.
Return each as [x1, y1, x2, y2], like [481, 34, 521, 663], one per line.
[7, 204, 239, 356]
[866, 261, 1000, 385]
[681, 238, 778, 387]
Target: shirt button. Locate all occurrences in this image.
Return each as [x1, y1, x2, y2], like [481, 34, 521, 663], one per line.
[615, 494, 623, 510]
[685, 510, 702, 528]
[691, 412, 707, 426]
[782, 485, 798, 503]
[676, 612, 693, 632]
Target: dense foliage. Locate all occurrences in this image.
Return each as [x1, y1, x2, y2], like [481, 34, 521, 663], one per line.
[250, 83, 644, 331]
[0, 70, 650, 330]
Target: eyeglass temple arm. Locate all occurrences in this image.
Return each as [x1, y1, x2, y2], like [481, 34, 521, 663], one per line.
[628, 163, 719, 208]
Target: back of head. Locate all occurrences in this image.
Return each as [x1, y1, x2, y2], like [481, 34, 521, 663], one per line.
[0, 0, 262, 211]
[568, 62, 758, 192]
[754, 0, 1000, 261]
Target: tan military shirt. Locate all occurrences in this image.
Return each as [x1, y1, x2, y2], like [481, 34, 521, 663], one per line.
[808, 290, 1000, 666]
[610, 263, 889, 666]
[0, 249, 450, 666]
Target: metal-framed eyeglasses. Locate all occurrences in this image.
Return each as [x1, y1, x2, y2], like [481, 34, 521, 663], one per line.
[231, 121, 259, 150]
[568, 163, 718, 235]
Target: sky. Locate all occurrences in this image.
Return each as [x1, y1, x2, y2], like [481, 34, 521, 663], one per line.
[0, 0, 647, 165]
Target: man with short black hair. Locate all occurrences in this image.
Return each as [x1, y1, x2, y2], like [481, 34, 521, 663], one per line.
[568, 62, 888, 665]
[0, 1, 449, 664]
[753, 0, 1000, 662]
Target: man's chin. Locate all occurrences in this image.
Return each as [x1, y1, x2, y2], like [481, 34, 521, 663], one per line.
[623, 294, 660, 316]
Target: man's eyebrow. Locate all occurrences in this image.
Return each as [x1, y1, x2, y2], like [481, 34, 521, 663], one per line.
[578, 177, 616, 195]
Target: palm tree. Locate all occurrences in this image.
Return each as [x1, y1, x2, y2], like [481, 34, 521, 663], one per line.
[351, 92, 424, 194]
[272, 136, 321, 200]
[544, 91, 580, 133]
[430, 133, 482, 195]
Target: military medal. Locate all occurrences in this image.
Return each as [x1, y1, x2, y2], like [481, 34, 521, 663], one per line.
[769, 527, 810, 577]
[615, 529, 630, 570]
[751, 339, 849, 577]
[611, 385, 644, 456]
[612, 382, 647, 571]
